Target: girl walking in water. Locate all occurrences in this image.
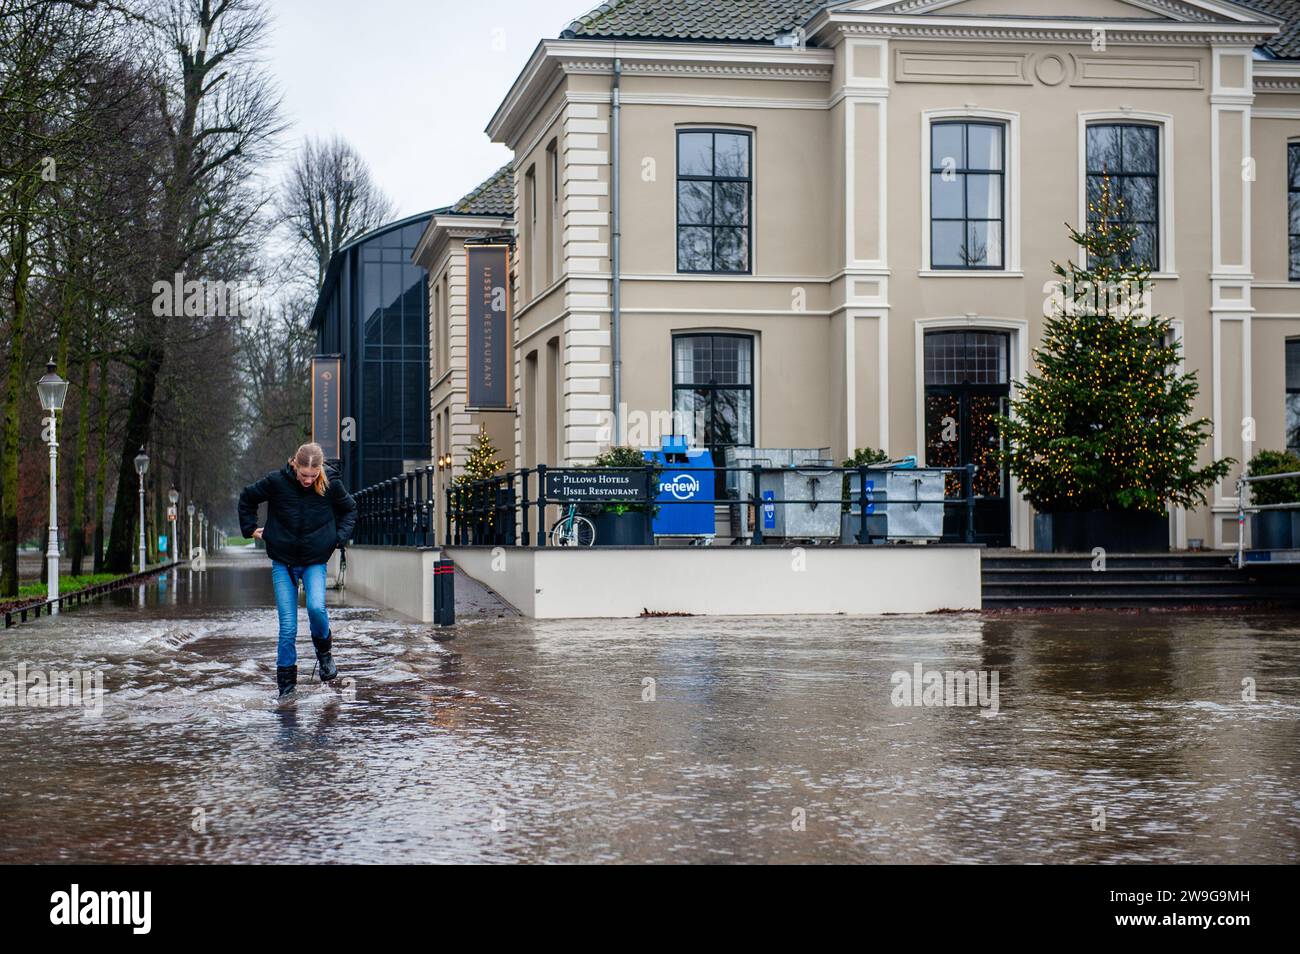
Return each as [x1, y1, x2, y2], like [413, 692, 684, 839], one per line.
[238, 442, 357, 698]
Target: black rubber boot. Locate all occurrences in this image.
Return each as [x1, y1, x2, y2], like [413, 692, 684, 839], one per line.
[311, 633, 338, 682]
[276, 665, 297, 698]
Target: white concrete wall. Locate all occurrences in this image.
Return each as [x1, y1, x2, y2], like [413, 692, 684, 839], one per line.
[446, 546, 981, 619]
[447, 547, 536, 617]
[341, 546, 439, 622]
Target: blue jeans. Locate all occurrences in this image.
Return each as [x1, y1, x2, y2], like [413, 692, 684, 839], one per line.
[271, 561, 328, 668]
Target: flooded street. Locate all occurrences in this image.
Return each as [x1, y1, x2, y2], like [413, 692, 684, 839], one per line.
[0, 547, 1297, 864]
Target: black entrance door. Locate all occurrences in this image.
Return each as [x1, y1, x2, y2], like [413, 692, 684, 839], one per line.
[923, 331, 1011, 546]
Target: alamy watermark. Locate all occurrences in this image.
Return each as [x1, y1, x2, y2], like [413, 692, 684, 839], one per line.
[49, 884, 150, 934]
[151, 272, 257, 318]
[0, 663, 104, 717]
[1042, 278, 1153, 322]
[890, 664, 1000, 717]
[596, 404, 701, 447]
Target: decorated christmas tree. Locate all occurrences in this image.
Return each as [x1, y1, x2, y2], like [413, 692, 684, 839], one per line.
[452, 426, 507, 530]
[456, 425, 506, 485]
[997, 175, 1231, 513]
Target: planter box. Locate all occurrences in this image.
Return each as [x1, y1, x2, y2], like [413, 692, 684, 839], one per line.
[593, 510, 652, 546]
[1250, 511, 1294, 550]
[1034, 510, 1169, 553]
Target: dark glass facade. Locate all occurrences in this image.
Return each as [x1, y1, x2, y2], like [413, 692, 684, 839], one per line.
[313, 214, 432, 490]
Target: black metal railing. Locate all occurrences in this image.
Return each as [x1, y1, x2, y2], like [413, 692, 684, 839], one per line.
[446, 471, 518, 546]
[1235, 469, 1300, 568]
[445, 462, 980, 548]
[3, 561, 183, 629]
[353, 466, 437, 547]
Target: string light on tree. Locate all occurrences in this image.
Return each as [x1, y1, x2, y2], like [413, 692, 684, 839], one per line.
[459, 425, 506, 483]
[997, 173, 1232, 514]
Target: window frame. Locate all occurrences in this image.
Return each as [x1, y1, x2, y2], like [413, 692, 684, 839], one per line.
[670, 332, 756, 450]
[1289, 142, 1300, 282]
[1078, 111, 1174, 275]
[1287, 338, 1300, 456]
[927, 120, 1007, 271]
[522, 164, 537, 300]
[920, 109, 1020, 275]
[1084, 122, 1161, 271]
[547, 138, 561, 284]
[675, 128, 754, 275]
[923, 329, 1011, 387]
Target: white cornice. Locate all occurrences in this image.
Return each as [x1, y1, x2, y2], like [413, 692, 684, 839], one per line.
[810, 8, 1279, 48]
[560, 60, 832, 81]
[487, 38, 834, 147]
[1254, 60, 1300, 94]
[826, 0, 1274, 24]
[825, 21, 1275, 46]
[1255, 77, 1300, 94]
[413, 215, 513, 268]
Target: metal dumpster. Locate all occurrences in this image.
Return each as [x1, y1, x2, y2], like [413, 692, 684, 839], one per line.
[840, 471, 888, 544]
[755, 464, 840, 541]
[884, 469, 946, 541]
[844, 465, 945, 542]
[724, 447, 831, 503]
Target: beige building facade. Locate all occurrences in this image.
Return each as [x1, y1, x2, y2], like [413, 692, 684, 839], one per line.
[413, 166, 515, 510]
[467, 0, 1300, 549]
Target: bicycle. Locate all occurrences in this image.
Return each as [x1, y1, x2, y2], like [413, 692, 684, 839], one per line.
[549, 504, 596, 546]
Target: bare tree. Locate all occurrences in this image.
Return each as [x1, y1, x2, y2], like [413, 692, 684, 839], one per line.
[0, 0, 131, 594]
[237, 294, 313, 479]
[279, 134, 395, 288]
[103, 0, 285, 573]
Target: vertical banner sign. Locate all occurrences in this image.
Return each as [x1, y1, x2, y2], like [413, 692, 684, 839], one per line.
[467, 244, 510, 407]
[311, 355, 342, 460]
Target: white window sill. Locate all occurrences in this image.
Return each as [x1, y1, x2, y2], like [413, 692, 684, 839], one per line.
[919, 270, 1024, 278]
[915, 270, 1181, 280]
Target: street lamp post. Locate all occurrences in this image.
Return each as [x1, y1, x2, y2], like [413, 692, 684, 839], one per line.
[198, 509, 205, 559]
[134, 447, 149, 574]
[36, 359, 68, 605]
[168, 487, 179, 565]
[187, 501, 195, 563]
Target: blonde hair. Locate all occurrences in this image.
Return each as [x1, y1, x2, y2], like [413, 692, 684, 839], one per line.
[289, 442, 330, 496]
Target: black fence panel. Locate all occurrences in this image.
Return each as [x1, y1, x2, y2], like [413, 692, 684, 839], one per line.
[352, 466, 435, 548]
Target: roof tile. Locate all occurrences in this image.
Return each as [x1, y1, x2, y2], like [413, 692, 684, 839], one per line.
[565, 0, 827, 43]
[1236, 0, 1300, 59]
[451, 163, 514, 217]
[563, 0, 1300, 59]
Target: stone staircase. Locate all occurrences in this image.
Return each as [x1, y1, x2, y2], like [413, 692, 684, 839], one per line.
[981, 550, 1300, 610]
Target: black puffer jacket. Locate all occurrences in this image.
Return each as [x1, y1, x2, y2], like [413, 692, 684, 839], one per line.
[238, 463, 357, 567]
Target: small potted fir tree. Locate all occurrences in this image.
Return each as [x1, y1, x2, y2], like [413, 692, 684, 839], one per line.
[1245, 449, 1300, 550]
[589, 445, 659, 546]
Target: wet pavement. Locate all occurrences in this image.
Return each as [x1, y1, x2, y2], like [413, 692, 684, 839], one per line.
[0, 547, 1297, 863]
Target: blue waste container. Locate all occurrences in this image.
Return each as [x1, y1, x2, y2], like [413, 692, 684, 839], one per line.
[643, 437, 715, 538]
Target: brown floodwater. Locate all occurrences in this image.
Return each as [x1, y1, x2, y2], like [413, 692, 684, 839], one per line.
[0, 547, 1296, 863]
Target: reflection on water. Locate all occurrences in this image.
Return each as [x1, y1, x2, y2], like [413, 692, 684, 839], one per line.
[0, 549, 1297, 863]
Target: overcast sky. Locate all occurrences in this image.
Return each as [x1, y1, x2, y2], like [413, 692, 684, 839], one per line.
[263, 0, 588, 218]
